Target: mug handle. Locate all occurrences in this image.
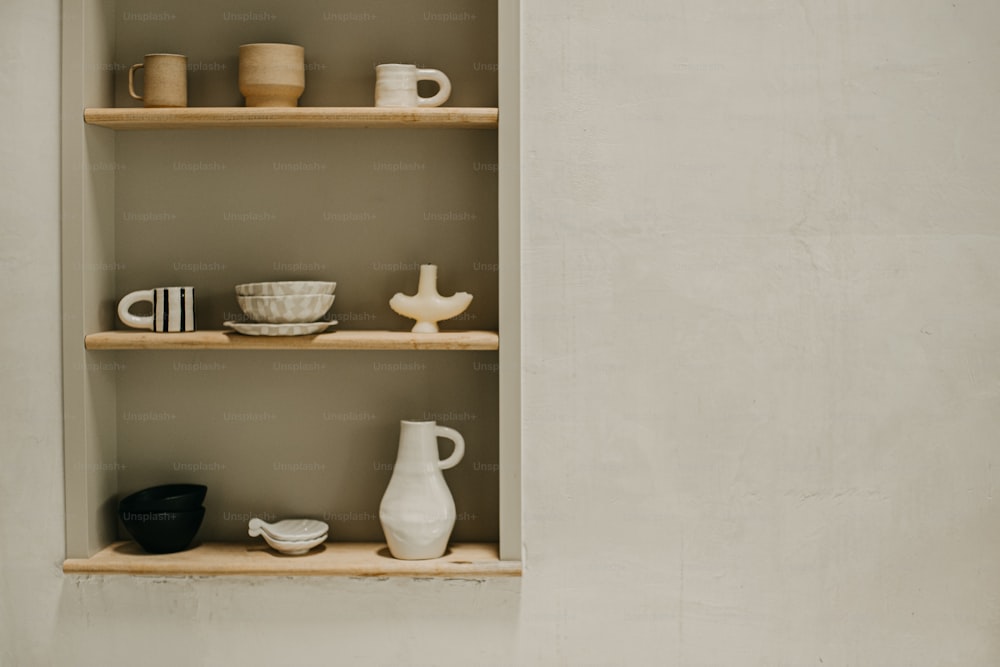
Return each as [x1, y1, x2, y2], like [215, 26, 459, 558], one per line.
[117, 290, 154, 330]
[128, 63, 144, 101]
[415, 68, 451, 107]
[435, 425, 465, 470]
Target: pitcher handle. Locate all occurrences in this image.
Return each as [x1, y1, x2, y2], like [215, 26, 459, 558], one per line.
[435, 425, 465, 470]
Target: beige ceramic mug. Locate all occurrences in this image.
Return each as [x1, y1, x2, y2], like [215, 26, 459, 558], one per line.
[239, 43, 305, 107]
[375, 64, 451, 107]
[128, 54, 187, 108]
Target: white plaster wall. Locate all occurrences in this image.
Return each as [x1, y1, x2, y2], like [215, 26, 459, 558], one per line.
[2, 0, 999, 665]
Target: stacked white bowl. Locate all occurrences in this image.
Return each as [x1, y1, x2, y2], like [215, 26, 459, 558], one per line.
[235, 281, 336, 324]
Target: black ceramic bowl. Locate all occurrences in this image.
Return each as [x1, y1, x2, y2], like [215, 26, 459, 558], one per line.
[119, 506, 206, 554]
[119, 484, 207, 512]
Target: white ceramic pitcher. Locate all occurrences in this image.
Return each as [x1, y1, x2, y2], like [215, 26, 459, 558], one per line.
[379, 420, 465, 560]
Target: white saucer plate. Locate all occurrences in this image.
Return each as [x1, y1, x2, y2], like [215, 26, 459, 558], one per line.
[224, 320, 337, 336]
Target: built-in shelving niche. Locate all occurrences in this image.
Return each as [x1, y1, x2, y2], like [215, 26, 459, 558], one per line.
[61, 0, 520, 576]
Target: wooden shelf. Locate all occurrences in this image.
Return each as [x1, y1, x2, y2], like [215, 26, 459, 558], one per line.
[83, 106, 498, 130]
[63, 541, 521, 578]
[84, 329, 498, 351]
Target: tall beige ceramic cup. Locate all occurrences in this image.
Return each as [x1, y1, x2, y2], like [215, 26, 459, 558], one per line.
[239, 43, 305, 107]
[128, 54, 187, 108]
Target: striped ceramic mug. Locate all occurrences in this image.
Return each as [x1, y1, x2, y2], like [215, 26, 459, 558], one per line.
[117, 286, 195, 332]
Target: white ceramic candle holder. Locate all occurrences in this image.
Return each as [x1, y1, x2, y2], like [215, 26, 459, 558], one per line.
[389, 264, 472, 333]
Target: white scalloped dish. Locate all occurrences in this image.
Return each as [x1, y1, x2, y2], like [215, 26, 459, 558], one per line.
[248, 518, 330, 555]
[258, 533, 328, 555]
[249, 518, 329, 541]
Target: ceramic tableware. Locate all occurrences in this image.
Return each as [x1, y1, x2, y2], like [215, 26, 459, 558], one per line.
[379, 420, 465, 559]
[119, 484, 207, 512]
[235, 281, 336, 297]
[118, 286, 195, 332]
[239, 43, 305, 107]
[129, 53, 187, 108]
[224, 320, 337, 336]
[248, 517, 329, 541]
[249, 517, 329, 555]
[119, 506, 205, 554]
[375, 63, 451, 107]
[389, 264, 471, 332]
[237, 293, 334, 323]
[257, 533, 328, 555]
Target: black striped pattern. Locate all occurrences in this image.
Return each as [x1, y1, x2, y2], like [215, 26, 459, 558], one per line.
[153, 287, 195, 332]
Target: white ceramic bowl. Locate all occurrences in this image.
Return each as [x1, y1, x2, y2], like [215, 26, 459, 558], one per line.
[259, 533, 328, 555]
[237, 294, 335, 324]
[235, 281, 336, 297]
[248, 518, 329, 542]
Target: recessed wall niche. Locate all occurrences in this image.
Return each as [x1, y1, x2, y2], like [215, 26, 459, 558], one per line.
[61, 0, 520, 577]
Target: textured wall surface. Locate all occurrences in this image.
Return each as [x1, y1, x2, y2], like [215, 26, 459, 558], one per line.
[2, 1, 1000, 665]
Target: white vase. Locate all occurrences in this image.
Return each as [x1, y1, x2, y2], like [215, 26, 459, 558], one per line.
[379, 420, 465, 559]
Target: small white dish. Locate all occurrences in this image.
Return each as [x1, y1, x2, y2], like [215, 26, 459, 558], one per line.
[259, 532, 328, 555]
[224, 320, 337, 336]
[248, 517, 329, 541]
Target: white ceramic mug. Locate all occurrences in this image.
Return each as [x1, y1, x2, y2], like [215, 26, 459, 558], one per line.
[375, 64, 451, 108]
[118, 287, 195, 332]
[128, 54, 187, 108]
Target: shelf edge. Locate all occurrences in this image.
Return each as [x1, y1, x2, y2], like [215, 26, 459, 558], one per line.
[84, 329, 499, 351]
[83, 106, 499, 130]
[63, 541, 522, 578]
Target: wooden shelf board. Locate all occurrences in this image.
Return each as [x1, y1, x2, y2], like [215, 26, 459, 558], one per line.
[84, 329, 499, 351]
[63, 541, 521, 578]
[83, 106, 499, 129]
